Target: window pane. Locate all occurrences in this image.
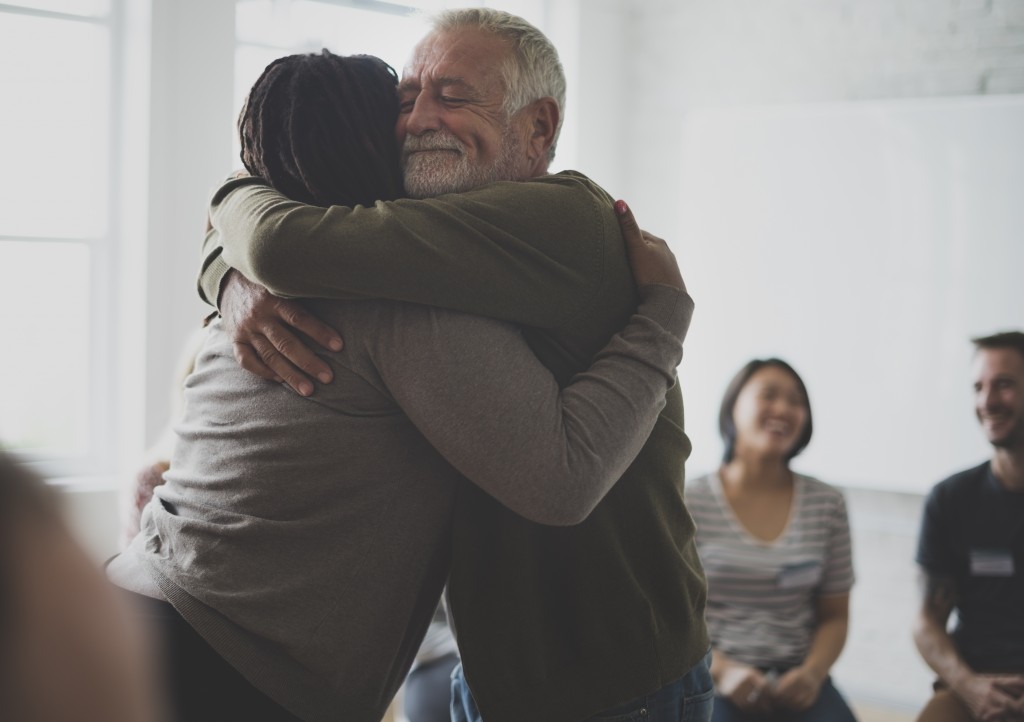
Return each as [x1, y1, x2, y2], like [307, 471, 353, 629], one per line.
[234, 3, 428, 166]
[0, 241, 91, 457]
[1, 0, 110, 16]
[236, 1, 427, 72]
[0, 15, 110, 238]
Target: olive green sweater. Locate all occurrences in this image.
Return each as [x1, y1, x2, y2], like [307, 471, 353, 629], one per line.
[203, 170, 709, 722]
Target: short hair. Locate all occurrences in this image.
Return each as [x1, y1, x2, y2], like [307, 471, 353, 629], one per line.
[238, 50, 405, 208]
[718, 358, 814, 464]
[431, 8, 566, 162]
[971, 330, 1024, 360]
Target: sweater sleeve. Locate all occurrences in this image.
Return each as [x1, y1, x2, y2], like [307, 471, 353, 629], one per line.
[363, 284, 693, 526]
[201, 173, 613, 328]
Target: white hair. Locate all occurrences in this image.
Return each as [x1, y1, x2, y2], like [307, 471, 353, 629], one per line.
[431, 8, 566, 162]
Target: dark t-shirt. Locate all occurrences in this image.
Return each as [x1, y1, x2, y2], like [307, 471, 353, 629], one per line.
[916, 461, 1024, 672]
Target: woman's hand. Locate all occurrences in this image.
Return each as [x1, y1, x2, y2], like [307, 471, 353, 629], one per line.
[772, 665, 824, 711]
[718, 662, 775, 714]
[614, 200, 686, 292]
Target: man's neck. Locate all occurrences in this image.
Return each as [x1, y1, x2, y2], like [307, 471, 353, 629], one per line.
[991, 446, 1024, 491]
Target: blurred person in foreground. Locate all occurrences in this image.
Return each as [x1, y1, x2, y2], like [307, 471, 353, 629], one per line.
[0, 449, 159, 722]
[914, 331, 1024, 722]
[685, 359, 857, 721]
[110, 42, 695, 722]
[201, 8, 711, 721]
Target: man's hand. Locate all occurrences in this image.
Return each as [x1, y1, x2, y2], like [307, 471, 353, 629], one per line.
[995, 676, 1024, 699]
[955, 674, 1024, 721]
[614, 200, 685, 292]
[772, 665, 824, 711]
[717, 663, 775, 714]
[219, 270, 343, 396]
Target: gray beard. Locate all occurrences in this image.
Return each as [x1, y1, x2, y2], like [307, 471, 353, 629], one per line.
[402, 129, 523, 199]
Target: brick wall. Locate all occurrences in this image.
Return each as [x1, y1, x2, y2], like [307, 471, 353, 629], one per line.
[621, 0, 1024, 232]
[631, 0, 1024, 106]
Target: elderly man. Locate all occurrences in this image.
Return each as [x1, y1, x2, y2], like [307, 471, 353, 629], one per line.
[913, 331, 1024, 722]
[203, 9, 711, 722]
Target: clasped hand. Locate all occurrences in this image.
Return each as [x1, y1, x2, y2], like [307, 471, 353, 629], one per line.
[719, 663, 825, 714]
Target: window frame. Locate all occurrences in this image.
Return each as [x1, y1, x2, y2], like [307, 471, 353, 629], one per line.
[0, 1, 122, 480]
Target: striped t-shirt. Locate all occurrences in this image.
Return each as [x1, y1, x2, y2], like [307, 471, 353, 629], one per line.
[685, 472, 855, 669]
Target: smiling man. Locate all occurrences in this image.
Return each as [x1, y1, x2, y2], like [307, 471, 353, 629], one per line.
[913, 331, 1024, 722]
[397, 26, 539, 200]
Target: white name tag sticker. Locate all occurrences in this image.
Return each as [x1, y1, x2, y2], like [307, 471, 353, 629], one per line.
[777, 561, 822, 589]
[969, 549, 1015, 577]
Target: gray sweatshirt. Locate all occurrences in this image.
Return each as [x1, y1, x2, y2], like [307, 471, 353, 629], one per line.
[116, 284, 692, 722]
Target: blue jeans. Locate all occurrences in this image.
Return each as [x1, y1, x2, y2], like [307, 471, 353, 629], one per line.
[405, 652, 460, 722]
[451, 651, 714, 722]
[710, 676, 856, 722]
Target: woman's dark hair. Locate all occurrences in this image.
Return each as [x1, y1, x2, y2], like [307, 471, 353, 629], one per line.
[238, 50, 404, 208]
[718, 358, 813, 464]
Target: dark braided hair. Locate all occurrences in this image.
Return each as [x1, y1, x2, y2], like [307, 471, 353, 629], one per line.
[238, 50, 404, 207]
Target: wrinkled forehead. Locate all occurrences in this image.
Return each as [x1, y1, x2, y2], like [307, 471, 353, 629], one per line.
[400, 28, 511, 93]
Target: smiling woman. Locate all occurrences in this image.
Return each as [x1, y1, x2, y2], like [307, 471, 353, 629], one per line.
[685, 358, 858, 722]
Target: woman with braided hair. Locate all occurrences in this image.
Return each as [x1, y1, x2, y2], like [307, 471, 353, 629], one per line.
[236, 50, 404, 209]
[111, 50, 415, 722]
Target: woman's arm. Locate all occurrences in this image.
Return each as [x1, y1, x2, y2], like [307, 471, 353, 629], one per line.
[772, 593, 850, 711]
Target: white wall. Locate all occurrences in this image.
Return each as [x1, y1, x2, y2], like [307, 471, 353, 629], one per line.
[141, 0, 236, 445]
[625, 0, 1024, 489]
[547, 0, 630, 192]
[676, 95, 1024, 491]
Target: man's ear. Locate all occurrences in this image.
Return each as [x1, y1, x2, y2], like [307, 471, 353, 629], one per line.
[523, 97, 559, 169]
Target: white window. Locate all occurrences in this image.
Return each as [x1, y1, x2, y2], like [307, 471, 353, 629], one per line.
[0, 1, 118, 477]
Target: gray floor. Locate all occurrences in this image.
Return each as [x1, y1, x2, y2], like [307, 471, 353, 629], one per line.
[832, 486, 934, 715]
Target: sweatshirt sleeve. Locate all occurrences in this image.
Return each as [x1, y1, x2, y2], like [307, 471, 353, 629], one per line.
[201, 173, 613, 328]
[362, 283, 693, 526]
